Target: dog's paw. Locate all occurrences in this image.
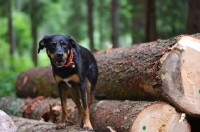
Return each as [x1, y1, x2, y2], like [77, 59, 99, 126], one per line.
[56, 123, 66, 130]
[83, 123, 93, 131]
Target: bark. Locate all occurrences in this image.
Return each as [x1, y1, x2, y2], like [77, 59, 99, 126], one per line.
[143, 0, 157, 42]
[96, 34, 200, 116]
[186, 0, 200, 34]
[0, 97, 190, 132]
[15, 66, 59, 98]
[87, 0, 94, 51]
[111, 0, 119, 48]
[11, 116, 85, 132]
[0, 97, 77, 124]
[0, 110, 16, 132]
[90, 100, 190, 132]
[15, 34, 200, 116]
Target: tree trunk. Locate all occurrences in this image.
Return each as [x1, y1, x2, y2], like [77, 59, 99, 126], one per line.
[30, 0, 38, 66]
[143, 0, 157, 42]
[31, 22, 38, 66]
[111, 0, 119, 48]
[16, 0, 22, 11]
[131, 0, 143, 44]
[98, 0, 104, 49]
[8, 0, 15, 55]
[186, 0, 200, 34]
[16, 34, 200, 116]
[87, 0, 94, 51]
[0, 97, 190, 132]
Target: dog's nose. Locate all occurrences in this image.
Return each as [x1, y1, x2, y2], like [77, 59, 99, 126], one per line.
[56, 53, 63, 58]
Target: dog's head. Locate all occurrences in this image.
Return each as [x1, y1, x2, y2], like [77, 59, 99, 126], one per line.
[38, 35, 76, 68]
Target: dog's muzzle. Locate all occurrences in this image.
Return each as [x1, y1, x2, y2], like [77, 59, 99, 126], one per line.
[53, 52, 67, 67]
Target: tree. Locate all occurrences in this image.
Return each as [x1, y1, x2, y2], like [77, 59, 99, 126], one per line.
[186, 0, 200, 34]
[8, 0, 16, 55]
[0, 0, 16, 55]
[130, 0, 143, 44]
[22, 0, 59, 66]
[29, 0, 38, 66]
[87, 0, 94, 51]
[111, 0, 120, 48]
[156, 0, 187, 39]
[98, 0, 104, 48]
[143, 0, 157, 42]
[65, 0, 88, 42]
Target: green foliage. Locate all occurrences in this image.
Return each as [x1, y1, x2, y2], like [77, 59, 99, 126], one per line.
[0, 0, 189, 97]
[0, 7, 35, 97]
[13, 11, 32, 55]
[0, 71, 18, 97]
[0, 39, 10, 69]
[0, 53, 35, 97]
[156, 0, 188, 39]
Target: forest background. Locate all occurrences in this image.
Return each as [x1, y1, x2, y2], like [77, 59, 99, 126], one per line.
[0, 0, 197, 97]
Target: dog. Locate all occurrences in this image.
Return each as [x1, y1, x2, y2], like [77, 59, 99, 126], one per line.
[38, 35, 103, 130]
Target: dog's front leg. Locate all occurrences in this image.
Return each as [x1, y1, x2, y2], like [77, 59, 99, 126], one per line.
[57, 83, 68, 128]
[79, 81, 93, 130]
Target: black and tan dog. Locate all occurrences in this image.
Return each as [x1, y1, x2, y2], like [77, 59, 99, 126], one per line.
[38, 35, 101, 130]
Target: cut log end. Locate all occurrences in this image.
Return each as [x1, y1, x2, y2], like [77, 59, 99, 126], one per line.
[160, 36, 200, 115]
[90, 101, 190, 132]
[130, 102, 190, 132]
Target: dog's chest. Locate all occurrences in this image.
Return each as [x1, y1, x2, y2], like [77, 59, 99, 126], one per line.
[55, 74, 79, 88]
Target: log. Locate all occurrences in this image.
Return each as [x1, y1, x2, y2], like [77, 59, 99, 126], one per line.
[90, 100, 190, 132]
[0, 97, 191, 132]
[15, 34, 200, 116]
[0, 96, 69, 123]
[15, 66, 58, 98]
[0, 110, 16, 132]
[11, 116, 85, 132]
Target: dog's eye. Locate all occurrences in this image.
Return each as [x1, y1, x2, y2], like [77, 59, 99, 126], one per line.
[61, 43, 67, 47]
[50, 43, 56, 48]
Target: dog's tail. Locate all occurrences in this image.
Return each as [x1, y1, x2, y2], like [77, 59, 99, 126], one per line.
[94, 93, 107, 100]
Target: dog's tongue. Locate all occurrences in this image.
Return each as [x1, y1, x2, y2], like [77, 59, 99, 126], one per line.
[56, 59, 63, 64]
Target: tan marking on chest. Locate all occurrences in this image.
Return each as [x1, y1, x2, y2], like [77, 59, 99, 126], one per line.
[55, 74, 80, 88]
[63, 74, 79, 88]
[55, 75, 63, 83]
[63, 74, 79, 83]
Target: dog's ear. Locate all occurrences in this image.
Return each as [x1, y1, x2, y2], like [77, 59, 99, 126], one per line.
[38, 36, 49, 53]
[68, 36, 76, 48]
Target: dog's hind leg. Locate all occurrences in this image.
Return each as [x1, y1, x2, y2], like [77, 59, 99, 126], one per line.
[86, 62, 98, 104]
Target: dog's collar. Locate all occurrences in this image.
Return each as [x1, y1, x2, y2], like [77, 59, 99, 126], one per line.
[64, 49, 75, 68]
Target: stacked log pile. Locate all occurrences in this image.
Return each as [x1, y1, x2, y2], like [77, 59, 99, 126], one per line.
[1, 34, 200, 131]
[0, 97, 191, 132]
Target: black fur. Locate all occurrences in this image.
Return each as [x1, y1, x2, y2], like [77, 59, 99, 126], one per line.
[38, 35, 102, 109]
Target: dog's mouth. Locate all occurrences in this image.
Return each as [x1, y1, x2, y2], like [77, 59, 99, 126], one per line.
[53, 58, 67, 68]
